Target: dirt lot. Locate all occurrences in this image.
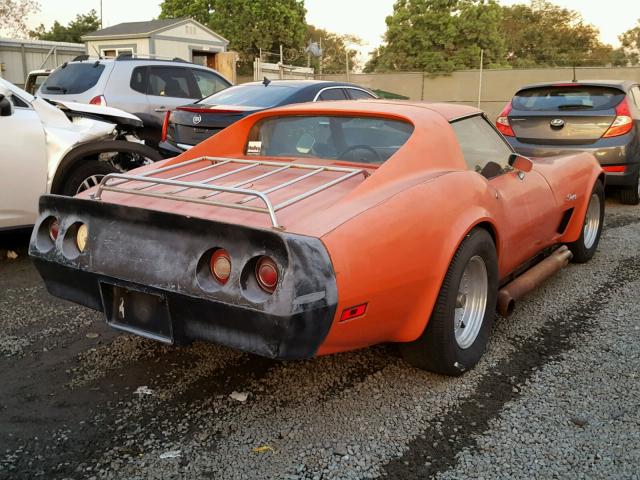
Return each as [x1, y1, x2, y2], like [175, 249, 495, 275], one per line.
[1, 200, 639, 480]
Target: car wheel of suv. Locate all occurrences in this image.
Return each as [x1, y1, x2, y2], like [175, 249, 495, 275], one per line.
[61, 160, 119, 196]
[620, 173, 640, 205]
[400, 228, 498, 376]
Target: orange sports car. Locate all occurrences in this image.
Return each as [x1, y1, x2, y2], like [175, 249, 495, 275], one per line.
[29, 100, 604, 376]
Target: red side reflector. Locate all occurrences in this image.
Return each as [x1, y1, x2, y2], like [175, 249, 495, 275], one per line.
[89, 95, 106, 106]
[602, 165, 625, 173]
[340, 303, 367, 322]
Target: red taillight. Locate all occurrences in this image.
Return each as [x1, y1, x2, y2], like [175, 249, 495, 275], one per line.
[340, 303, 367, 322]
[89, 95, 106, 106]
[496, 102, 515, 137]
[210, 249, 231, 284]
[603, 98, 633, 138]
[161, 110, 171, 142]
[603, 165, 626, 173]
[255, 256, 278, 293]
[48, 218, 60, 241]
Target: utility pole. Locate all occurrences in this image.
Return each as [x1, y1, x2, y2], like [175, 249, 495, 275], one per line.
[477, 49, 484, 109]
[345, 49, 350, 82]
[99, 0, 103, 28]
[319, 38, 323, 77]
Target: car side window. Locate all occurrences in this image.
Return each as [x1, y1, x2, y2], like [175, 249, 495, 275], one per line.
[130, 66, 148, 94]
[10, 93, 29, 108]
[317, 88, 348, 101]
[347, 88, 375, 100]
[192, 69, 230, 98]
[148, 67, 197, 98]
[451, 116, 513, 179]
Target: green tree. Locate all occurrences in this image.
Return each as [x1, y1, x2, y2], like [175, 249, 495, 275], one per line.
[501, 1, 613, 68]
[306, 24, 361, 74]
[0, 0, 39, 37]
[160, 0, 307, 73]
[365, 0, 506, 74]
[30, 10, 100, 43]
[616, 19, 640, 66]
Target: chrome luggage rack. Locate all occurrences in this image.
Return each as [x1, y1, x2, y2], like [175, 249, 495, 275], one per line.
[91, 156, 369, 229]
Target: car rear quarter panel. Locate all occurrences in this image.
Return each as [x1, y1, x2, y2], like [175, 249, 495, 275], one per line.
[533, 152, 604, 243]
[317, 171, 501, 354]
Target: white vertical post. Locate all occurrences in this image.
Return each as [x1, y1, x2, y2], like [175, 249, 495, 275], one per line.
[477, 48, 484, 109]
[345, 50, 350, 82]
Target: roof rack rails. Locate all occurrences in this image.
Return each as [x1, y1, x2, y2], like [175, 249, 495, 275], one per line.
[92, 157, 369, 229]
[115, 52, 189, 63]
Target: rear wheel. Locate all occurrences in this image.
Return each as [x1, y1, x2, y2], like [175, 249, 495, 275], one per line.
[61, 161, 119, 196]
[400, 229, 498, 376]
[619, 173, 640, 205]
[568, 180, 604, 263]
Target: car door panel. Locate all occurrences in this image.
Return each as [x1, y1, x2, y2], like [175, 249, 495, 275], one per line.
[0, 107, 48, 228]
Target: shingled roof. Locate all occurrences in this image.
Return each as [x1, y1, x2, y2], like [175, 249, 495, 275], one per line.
[83, 18, 186, 39]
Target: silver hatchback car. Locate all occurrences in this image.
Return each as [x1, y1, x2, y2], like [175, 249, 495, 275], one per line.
[38, 54, 231, 148]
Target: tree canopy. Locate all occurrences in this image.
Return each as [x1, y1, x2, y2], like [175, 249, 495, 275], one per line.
[617, 20, 640, 66]
[0, 0, 39, 37]
[159, 0, 307, 71]
[305, 25, 361, 74]
[30, 10, 100, 43]
[366, 0, 618, 73]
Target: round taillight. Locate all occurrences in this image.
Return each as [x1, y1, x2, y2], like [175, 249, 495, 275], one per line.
[255, 256, 278, 293]
[76, 223, 88, 252]
[49, 218, 60, 241]
[210, 249, 231, 284]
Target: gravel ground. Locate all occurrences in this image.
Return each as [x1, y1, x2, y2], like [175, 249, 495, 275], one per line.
[0, 199, 639, 480]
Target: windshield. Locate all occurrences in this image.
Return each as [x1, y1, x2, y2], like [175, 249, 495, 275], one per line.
[41, 63, 105, 94]
[198, 84, 295, 108]
[246, 115, 414, 164]
[513, 86, 625, 111]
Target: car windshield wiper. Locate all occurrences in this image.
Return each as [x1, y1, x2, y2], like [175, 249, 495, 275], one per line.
[46, 85, 67, 93]
[557, 104, 593, 110]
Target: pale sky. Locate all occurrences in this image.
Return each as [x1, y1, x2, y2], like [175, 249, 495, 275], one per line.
[23, 0, 640, 60]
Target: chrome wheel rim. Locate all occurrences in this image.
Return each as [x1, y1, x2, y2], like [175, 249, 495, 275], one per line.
[454, 255, 488, 349]
[76, 174, 105, 195]
[583, 193, 600, 250]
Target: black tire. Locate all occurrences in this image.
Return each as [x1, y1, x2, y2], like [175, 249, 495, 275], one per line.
[53, 140, 163, 195]
[400, 229, 498, 376]
[60, 160, 119, 196]
[619, 175, 640, 205]
[567, 180, 605, 263]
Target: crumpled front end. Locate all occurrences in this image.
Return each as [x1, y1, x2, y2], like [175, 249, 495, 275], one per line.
[29, 195, 338, 359]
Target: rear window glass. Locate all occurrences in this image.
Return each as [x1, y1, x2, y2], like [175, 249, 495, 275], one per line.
[513, 86, 625, 111]
[41, 63, 105, 94]
[199, 84, 294, 108]
[246, 116, 414, 164]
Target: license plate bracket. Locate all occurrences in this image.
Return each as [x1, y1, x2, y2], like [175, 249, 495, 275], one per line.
[100, 283, 173, 344]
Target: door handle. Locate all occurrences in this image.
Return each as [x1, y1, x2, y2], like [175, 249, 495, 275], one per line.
[154, 107, 169, 112]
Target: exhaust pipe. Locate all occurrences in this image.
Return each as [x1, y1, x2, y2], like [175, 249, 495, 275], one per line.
[497, 245, 573, 317]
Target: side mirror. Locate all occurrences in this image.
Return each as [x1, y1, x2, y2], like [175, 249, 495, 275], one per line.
[508, 153, 533, 173]
[0, 94, 14, 117]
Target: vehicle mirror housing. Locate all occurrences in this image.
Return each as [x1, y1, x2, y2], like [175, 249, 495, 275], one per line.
[509, 153, 533, 173]
[0, 93, 14, 117]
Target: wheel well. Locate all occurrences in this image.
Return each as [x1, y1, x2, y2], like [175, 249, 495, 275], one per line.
[50, 151, 99, 194]
[598, 172, 605, 188]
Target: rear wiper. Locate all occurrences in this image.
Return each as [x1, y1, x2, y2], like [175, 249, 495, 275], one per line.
[46, 85, 67, 93]
[557, 104, 593, 110]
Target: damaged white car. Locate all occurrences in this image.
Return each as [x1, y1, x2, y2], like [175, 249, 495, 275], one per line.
[0, 77, 162, 230]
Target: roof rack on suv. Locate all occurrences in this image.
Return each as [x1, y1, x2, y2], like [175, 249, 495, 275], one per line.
[115, 52, 189, 63]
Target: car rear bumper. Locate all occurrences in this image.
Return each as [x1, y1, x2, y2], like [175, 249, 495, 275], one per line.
[29, 195, 338, 359]
[506, 134, 640, 187]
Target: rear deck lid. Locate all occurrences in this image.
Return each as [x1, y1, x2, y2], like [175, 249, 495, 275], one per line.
[509, 85, 624, 145]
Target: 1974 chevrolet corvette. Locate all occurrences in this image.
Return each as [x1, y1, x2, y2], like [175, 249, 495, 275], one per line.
[29, 100, 605, 375]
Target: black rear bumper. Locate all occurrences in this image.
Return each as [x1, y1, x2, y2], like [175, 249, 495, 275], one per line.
[29, 195, 338, 359]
